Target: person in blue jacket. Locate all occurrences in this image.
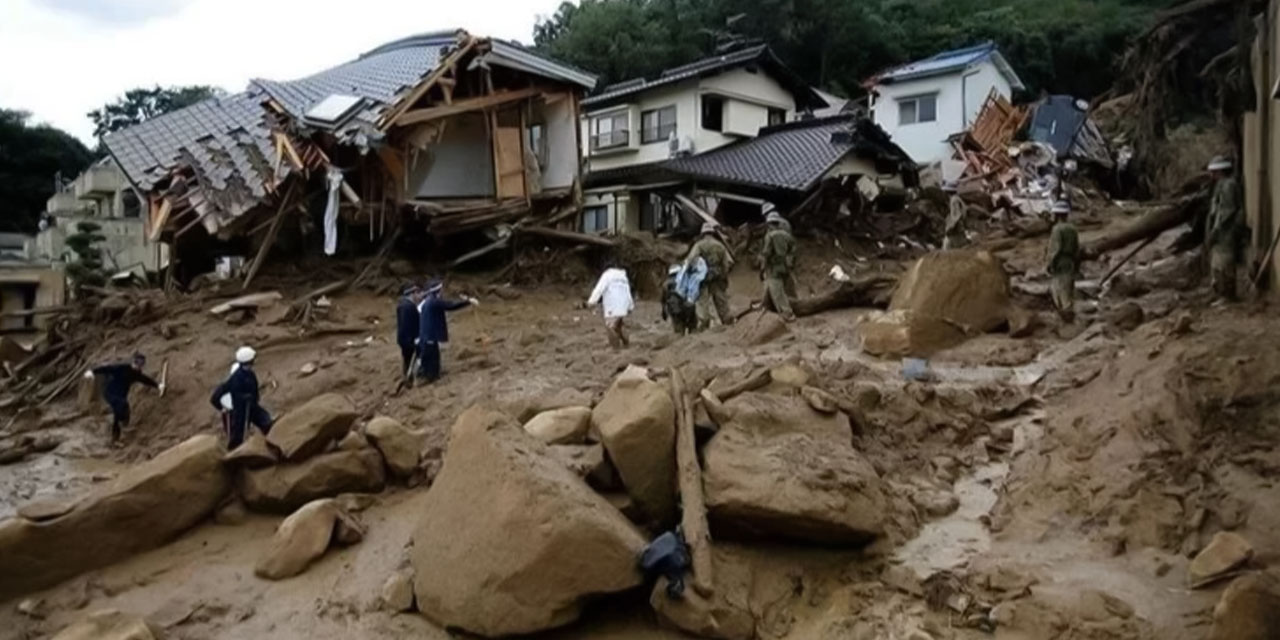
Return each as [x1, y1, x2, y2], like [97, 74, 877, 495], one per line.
[86, 352, 162, 442]
[209, 346, 273, 449]
[395, 283, 423, 379]
[418, 279, 478, 383]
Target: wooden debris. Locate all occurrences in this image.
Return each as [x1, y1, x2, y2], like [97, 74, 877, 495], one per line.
[210, 292, 283, 316]
[242, 182, 298, 291]
[790, 273, 899, 317]
[396, 87, 543, 126]
[1084, 191, 1208, 258]
[710, 368, 771, 403]
[674, 194, 718, 227]
[669, 369, 714, 598]
[522, 226, 614, 247]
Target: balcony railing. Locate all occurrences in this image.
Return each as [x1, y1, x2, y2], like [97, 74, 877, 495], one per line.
[590, 130, 630, 152]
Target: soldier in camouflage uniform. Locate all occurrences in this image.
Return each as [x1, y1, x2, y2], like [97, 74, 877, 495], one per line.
[1046, 200, 1080, 320]
[685, 222, 735, 330]
[758, 211, 798, 321]
[1205, 156, 1244, 300]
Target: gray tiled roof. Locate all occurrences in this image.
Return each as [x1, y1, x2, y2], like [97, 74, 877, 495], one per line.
[583, 45, 825, 111]
[663, 116, 859, 192]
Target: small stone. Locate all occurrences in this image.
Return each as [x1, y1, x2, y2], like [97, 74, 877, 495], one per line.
[800, 386, 839, 414]
[337, 431, 369, 452]
[1190, 532, 1254, 587]
[334, 493, 378, 513]
[17, 597, 46, 619]
[300, 363, 318, 377]
[334, 509, 365, 545]
[380, 572, 415, 612]
[769, 363, 810, 388]
[214, 499, 249, 526]
[912, 489, 960, 518]
[990, 602, 1015, 626]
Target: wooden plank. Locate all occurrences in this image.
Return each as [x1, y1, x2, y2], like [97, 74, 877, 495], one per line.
[670, 369, 715, 598]
[675, 193, 718, 227]
[148, 198, 173, 242]
[377, 147, 406, 199]
[495, 108, 527, 199]
[379, 36, 479, 128]
[241, 182, 297, 291]
[522, 226, 615, 247]
[450, 234, 511, 268]
[395, 87, 541, 127]
[0, 306, 73, 319]
[277, 132, 305, 170]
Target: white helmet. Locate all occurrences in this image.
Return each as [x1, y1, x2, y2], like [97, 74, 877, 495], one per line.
[700, 222, 719, 235]
[1051, 200, 1071, 215]
[1206, 155, 1232, 171]
[765, 211, 785, 225]
[668, 264, 682, 275]
[235, 346, 257, 364]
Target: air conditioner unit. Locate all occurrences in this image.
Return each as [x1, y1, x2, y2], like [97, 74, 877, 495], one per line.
[669, 135, 696, 158]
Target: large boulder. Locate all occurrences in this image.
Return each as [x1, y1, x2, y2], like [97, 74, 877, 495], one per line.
[223, 431, 278, 468]
[364, 416, 424, 478]
[524, 407, 593, 445]
[255, 499, 343, 580]
[267, 393, 358, 461]
[0, 435, 230, 601]
[702, 393, 886, 545]
[591, 366, 677, 523]
[412, 407, 646, 637]
[1210, 572, 1280, 640]
[50, 610, 161, 640]
[241, 448, 386, 513]
[859, 250, 1012, 358]
[890, 250, 1011, 333]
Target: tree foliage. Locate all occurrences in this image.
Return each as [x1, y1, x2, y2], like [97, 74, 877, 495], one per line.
[0, 109, 93, 233]
[535, 0, 1173, 100]
[87, 85, 221, 139]
[66, 220, 108, 289]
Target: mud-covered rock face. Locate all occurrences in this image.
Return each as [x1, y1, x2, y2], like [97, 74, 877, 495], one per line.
[267, 393, 359, 461]
[240, 448, 386, 513]
[703, 392, 886, 546]
[1211, 572, 1280, 640]
[411, 406, 646, 637]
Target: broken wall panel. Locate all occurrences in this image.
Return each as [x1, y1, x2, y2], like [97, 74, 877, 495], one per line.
[408, 113, 496, 199]
[539, 93, 580, 190]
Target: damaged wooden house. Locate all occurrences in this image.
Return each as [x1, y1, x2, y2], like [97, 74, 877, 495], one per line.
[102, 30, 597, 285]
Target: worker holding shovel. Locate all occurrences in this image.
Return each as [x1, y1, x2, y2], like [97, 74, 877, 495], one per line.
[210, 346, 273, 449]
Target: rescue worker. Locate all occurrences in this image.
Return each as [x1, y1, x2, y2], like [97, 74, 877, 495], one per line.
[418, 279, 478, 383]
[1045, 200, 1081, 321]
[685, 222, 735, 330]
[85, 352, 161, 442]
[587, 262, 635, 349]
[395, 283, 423, 379]
[758, 211, 798, 321]
[662, 265, 696, 335]
[1206, 155, 1244, 300]
[209, 346, 272, 449]
[942, 182, 969, 250]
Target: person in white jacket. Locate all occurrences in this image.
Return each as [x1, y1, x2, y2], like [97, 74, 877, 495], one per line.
[587, 264, 635, 349]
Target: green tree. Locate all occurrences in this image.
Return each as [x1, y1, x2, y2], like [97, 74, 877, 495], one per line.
[87, 85, 222, 139]
[0, 109, 93, 233]
[535, 0, 1170, 100]
[65, 221, 108, 289]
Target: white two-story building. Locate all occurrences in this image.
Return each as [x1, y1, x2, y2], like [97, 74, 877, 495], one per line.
[866, 42, 1024, 165]
[579, 45, 828, 233]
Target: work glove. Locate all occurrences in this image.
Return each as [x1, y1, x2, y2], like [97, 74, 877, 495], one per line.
[83, 370, 94, 380]
[158, 383, 166, 395]
[468, 297, 480, 307]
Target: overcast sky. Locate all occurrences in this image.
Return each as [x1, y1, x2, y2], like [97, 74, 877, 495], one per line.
[0, 0, 565, 143]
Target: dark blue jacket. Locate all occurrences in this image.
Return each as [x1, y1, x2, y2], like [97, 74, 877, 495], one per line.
[210, 365, 261, 415]
[395, 297, 419, 347]
[93, 363, 158, 401]
[419, 294, 471, 344]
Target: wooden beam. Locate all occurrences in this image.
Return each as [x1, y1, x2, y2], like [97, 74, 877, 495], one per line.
[241, 182, 297, 291]
[675, 193, 718, 227]
[670, 369, 715, 598]
[277, 132, 305, 170]
[148, 197, 173, 242]
[395, 87, 541, 127]
[521, 226, 615, 247]
[379, 36, 479, 128]
[0, 306, 73, 319]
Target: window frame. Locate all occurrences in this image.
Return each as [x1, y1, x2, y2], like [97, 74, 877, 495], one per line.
[589, 112, 630, 151]
[640, 105, 677, 144]
[526, 121, 548, 169]
[581, 205, 609, 233]
[897, 94, 938, 126]
[701, 95, 725, 132]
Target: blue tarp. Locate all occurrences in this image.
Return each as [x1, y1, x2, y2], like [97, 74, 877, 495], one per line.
[675, 258, 706, 304]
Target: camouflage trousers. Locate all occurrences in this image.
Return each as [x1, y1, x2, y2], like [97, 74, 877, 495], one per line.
[1210, 243, 1238, 299]
[1050, 271, 1075, 318]
[695, 278, 732, 330]
[762, 273, 797, 320]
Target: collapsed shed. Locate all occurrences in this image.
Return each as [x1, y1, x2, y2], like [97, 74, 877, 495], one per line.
[102, 30, 597, 284]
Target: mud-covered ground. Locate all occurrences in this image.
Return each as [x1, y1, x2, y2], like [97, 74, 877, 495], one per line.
[3, 207, 1278, 640]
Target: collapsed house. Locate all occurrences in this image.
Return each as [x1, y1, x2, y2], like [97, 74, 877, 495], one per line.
[102, 30, 597, 284]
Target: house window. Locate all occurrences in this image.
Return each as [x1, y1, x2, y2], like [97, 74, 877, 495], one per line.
[581, 206, 609, 233]
[768, 108, 786, 126]
[590, 112, 629, 151]
[526, 122, 547, 168]
[641, 106, 677, 144]
[898, 95, 937, 125]
[701, 96, 724, 132]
